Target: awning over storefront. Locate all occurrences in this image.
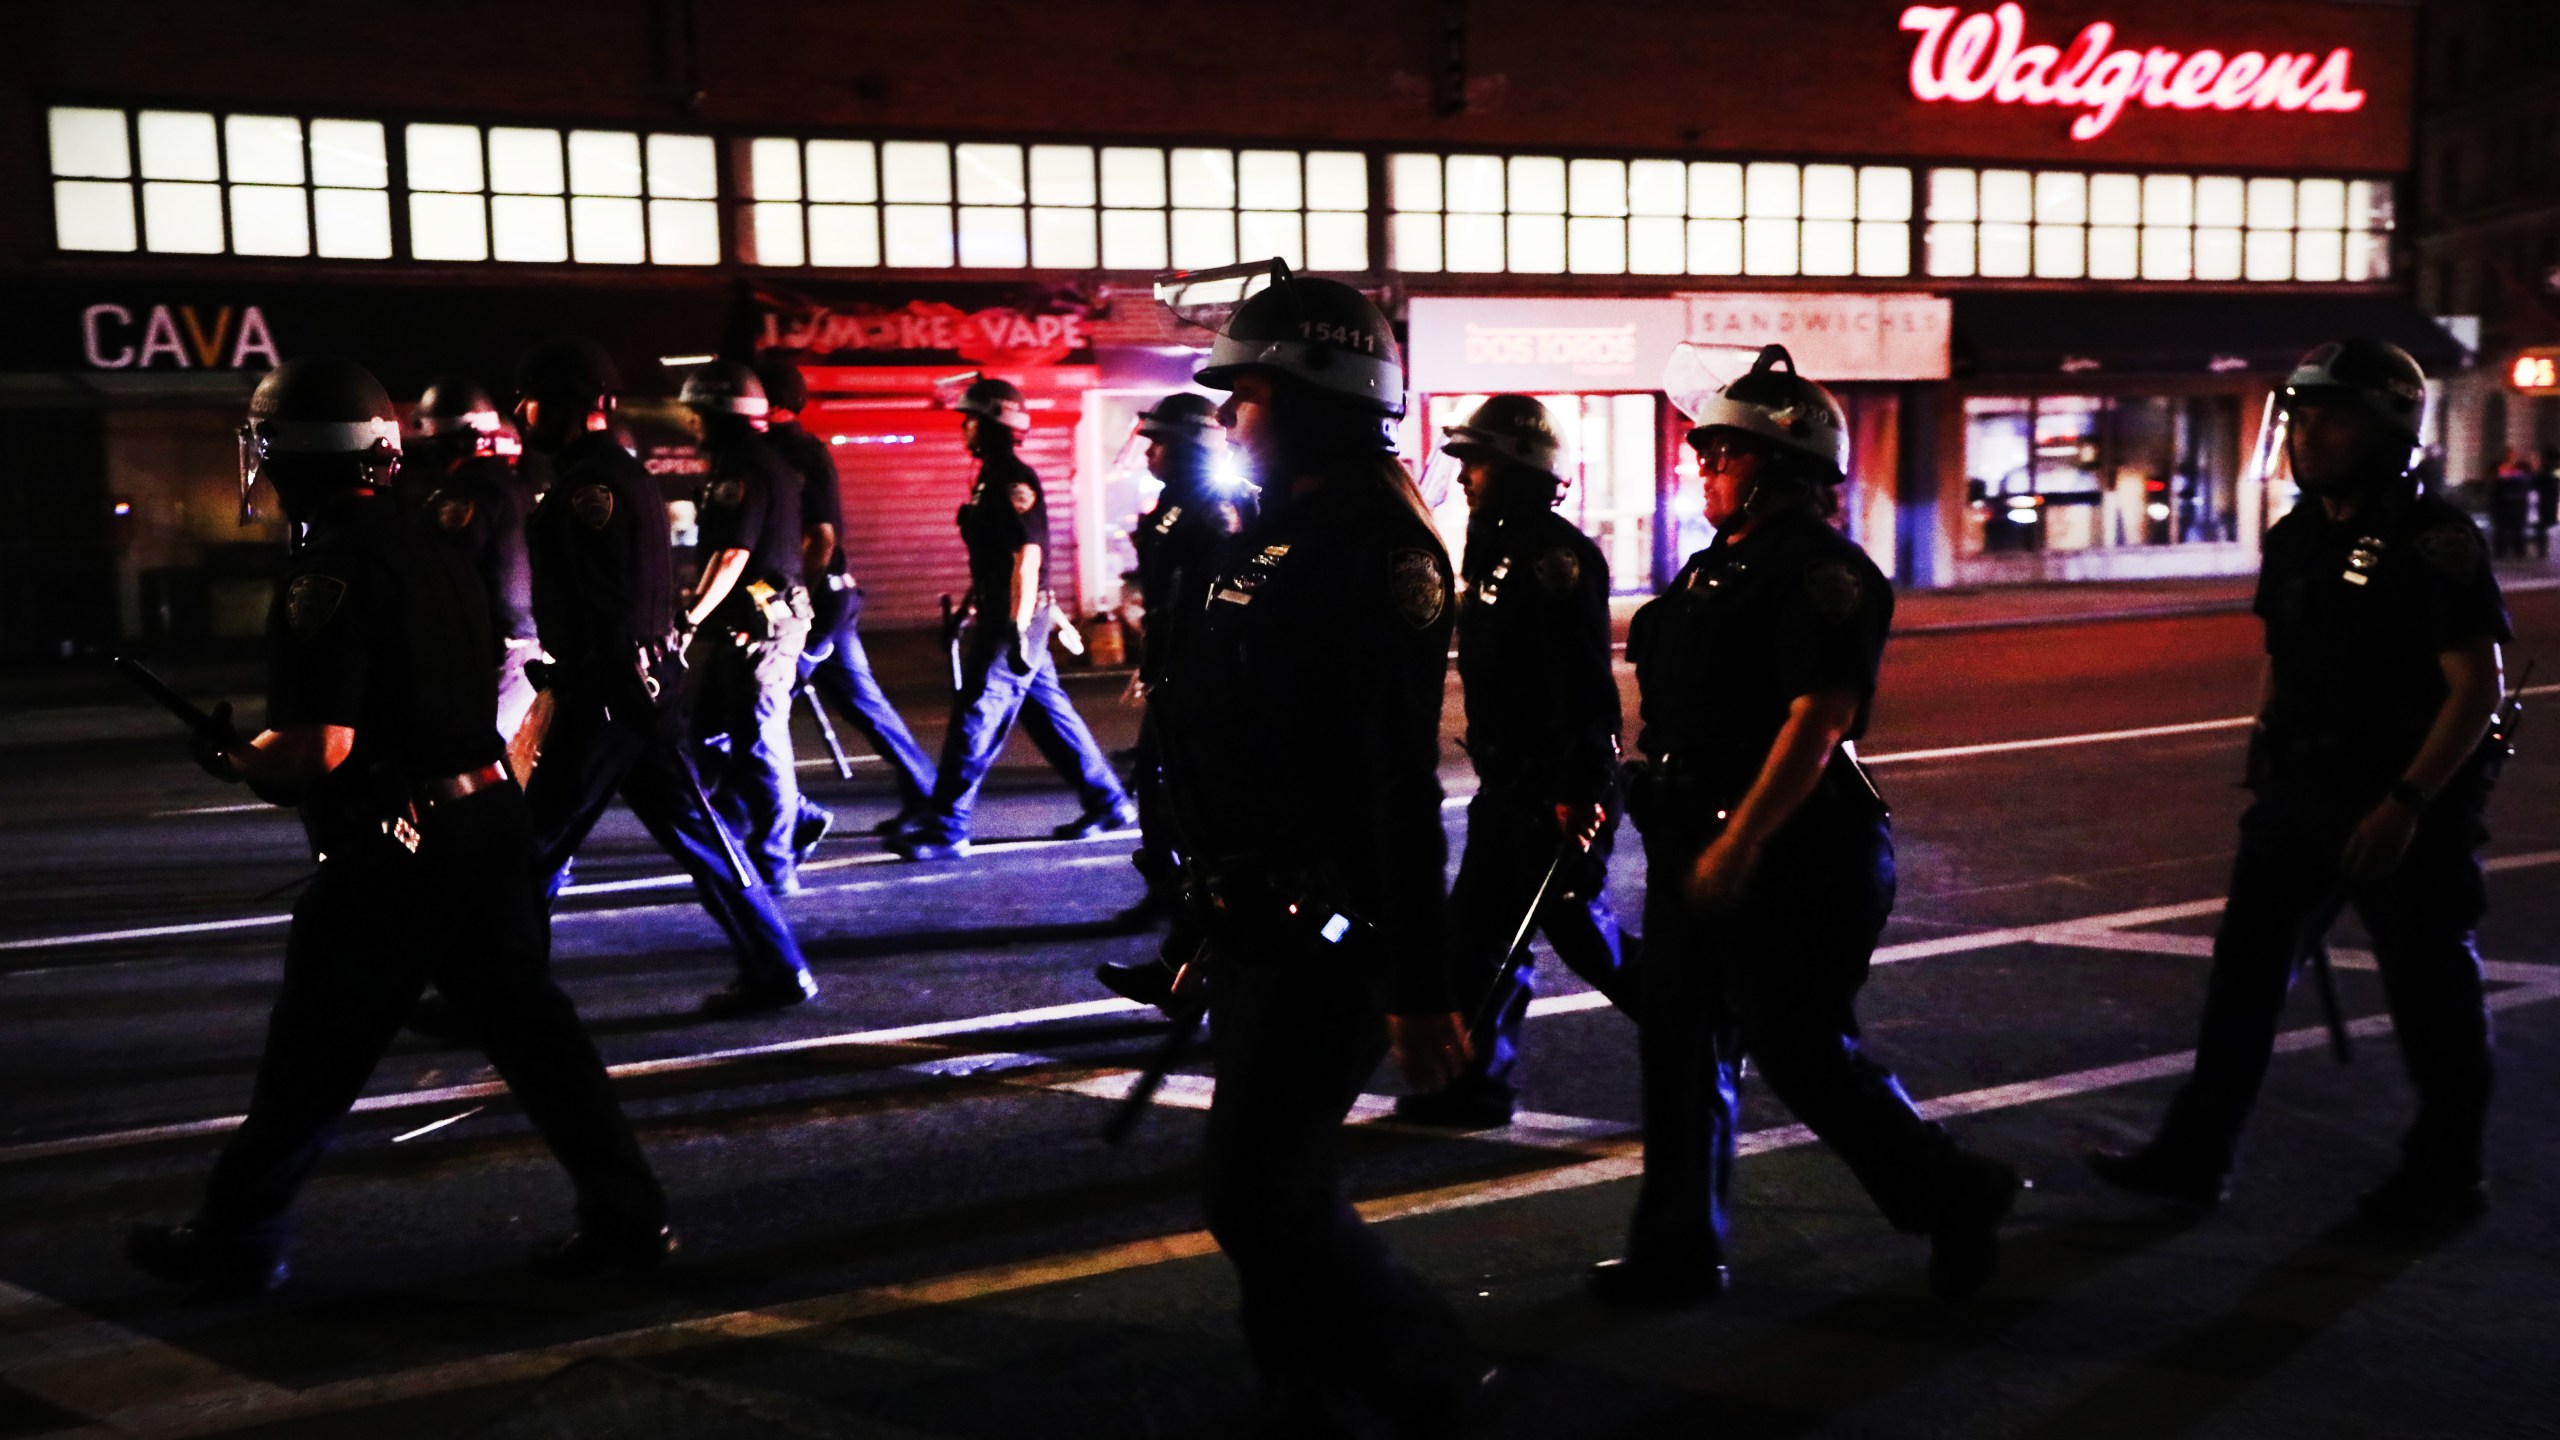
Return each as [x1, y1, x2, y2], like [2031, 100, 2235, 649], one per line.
[1953, 292, 2469, 380]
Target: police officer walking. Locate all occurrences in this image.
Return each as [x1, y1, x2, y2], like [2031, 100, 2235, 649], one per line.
[1396, 394, 1636, 1130]
[1600, 345, 2018, 1309]
[677, 361, 815, 893]
[511, 339, 817, 1016]
[403, 374, 540, 742]
[1104, 392, 1247, 948]
[890, 376, 1132, 861]
[1153, 262, 1486, 1435]
[129, 357, 668, 1297]
[2092, 340, 2510, 1233]
[753, 355, 936, 854]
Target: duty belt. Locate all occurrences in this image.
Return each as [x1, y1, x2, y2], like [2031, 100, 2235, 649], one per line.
[417, 761, 510, 805]
[1191, 858, 1368, 951]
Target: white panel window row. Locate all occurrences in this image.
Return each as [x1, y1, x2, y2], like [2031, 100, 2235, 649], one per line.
[739, 139, 1369, 272]
[401, 124, 717, 265]
[1386, 155, 1910, 276]
[1921, 170, 2392, 283]
[48, 106, 391, 258]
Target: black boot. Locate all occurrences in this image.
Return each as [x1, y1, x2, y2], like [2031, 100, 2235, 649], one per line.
[126, 1224, 287, 1301]
[1094, 959, 1179, 1011]
[2087, 1144, 2228, 1209]
[700, 972, 818, 1017]
[1928, 1153, 2022, 1301]
[1586, 1256, 1729, 1310]
[529, 1221, 676, 1281]
[2355, 1169, 2488, 1237]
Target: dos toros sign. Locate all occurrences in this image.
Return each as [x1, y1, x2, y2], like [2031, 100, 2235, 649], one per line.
[1899, 4, 2366, 142]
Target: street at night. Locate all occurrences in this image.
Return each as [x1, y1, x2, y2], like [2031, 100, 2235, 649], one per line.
[5, 579, 2556, 1439]
[9, 1, 2560, 1436]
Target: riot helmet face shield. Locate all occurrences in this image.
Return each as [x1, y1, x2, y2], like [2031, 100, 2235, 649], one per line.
[238, 357, 404, 525]
[1156, 258, 1406, 419]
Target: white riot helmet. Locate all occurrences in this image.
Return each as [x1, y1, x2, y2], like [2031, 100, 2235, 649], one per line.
[1667, 342, 1850, 480]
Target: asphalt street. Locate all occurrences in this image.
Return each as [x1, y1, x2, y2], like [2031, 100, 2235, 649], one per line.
[3, 586, 2558, 1440]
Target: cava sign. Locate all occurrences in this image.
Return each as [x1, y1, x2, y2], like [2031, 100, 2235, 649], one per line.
[1899, 4, 2366, 142]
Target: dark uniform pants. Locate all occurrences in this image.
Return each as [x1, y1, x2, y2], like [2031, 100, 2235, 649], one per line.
[196, 784, 662, 1248]
[2156, 786, 2494, 1181]
[1446, 782, 1637, 1105]
[800, 607, 934, 814]
[1128, 710, 1179, 893]
[914, 643, 1123, 844]
[529, 690, 813, 995]
[1630, 801, 1960, 1269]
[1202, 933, 1473, 1427]
[693, 603, 811, 883]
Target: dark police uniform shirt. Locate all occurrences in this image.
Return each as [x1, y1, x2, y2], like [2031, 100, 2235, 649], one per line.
[409, 455, 536, 646]
[266, 496, 502, 813]
[1155, 462, 1458, 1013]
[1456, 504, 1620, 808]
[525, 431, 676, 696]
[694, 432, 806, 605]
[1629, 507, 1891, 805]
[958, 449, 1052, 650]
[1131, 456, 1247, 683]
[771, 420, 849, 585]
[2255, 491, 2510, 794]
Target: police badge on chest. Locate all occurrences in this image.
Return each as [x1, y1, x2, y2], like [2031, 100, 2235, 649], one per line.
[2343, 536, 2384, 586]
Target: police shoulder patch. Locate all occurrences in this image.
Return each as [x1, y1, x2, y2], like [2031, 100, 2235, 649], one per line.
[1390, 548, 1449, 629]
[427, 490, 476, 534]
[1533, 544, 1582, 595]
[285, 573, 347, 638]
[1803, 559, 1865, 623]
[570, 482, 615, 530]
[705, 477, 747, 508]
[1009, 481, 1039, 515]
[2414, 519, 2486, 580]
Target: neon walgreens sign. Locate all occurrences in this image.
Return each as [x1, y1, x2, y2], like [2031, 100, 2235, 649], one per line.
[1899, 5, 2366, 141]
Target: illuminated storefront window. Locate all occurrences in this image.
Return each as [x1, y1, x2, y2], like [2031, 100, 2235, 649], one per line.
[1418, 391, 1660, 593]
[1924, 168, 2392, 282]
[404, 123, 718, 265]
[1963, 394, 2244, 555]
[741, 139, 1370, 273]
[49, 106, 393, 258]
[1388, 154, 1912, 279]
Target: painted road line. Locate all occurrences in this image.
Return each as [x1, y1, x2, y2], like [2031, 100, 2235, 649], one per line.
[0, 828, 1138, 954]
[1864, 683, 2560, 768]
[1864, 717, 2253, 766]
[11, 854, 2557, 1166]
[43, 973, 2560, 1440]
[0, 988, 1614, 1168]
[0, 1279, 290, 1430]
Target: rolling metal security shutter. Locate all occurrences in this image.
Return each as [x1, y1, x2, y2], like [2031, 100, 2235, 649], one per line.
[811, 405, 1082, 630]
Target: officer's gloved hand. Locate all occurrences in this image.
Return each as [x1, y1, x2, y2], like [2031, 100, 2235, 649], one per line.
[1556, 801, 1607, 851]
[190, 701, 243, 783]
[524, 658, 554, 693]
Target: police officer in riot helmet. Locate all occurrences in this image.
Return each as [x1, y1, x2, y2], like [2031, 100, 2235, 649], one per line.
[1095, 391, 1250, 998]
[1602, 344, 2018, 1310]
[509, 339, 817, 1017]
[405, 374, 541, 742]
[755, 354, 937, 856]
[2092, 340, 2511, 1233]
[677, 360, 818, 895]
[1393, 393, 1637, 1130]
[129, 356, 669, 1297]
[891, 374, 1133, 860]
[1152, 261, 1487, 1434]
